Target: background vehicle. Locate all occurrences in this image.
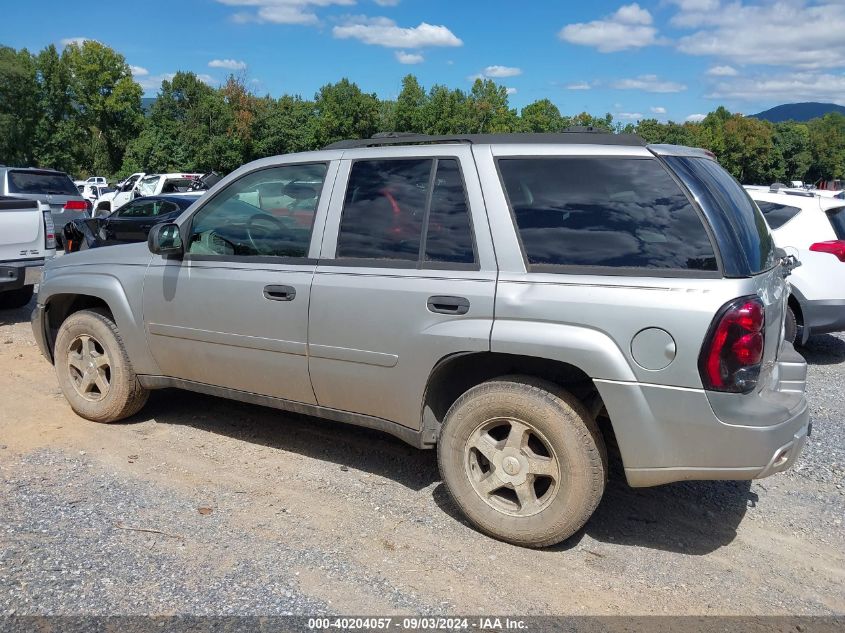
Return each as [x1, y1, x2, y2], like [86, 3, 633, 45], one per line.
[746, 185, 845, 344]
[33, 133, 808, 548]
[95, 172, 202, 216]
[0, 167, 88, 247]
[63, 194, 200, 253]
[0, 196, 55, 309]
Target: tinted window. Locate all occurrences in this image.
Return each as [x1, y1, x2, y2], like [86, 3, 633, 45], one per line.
[425, 159, 475, 264]
[117, 200, 156, 218]
[665, 156, 776, 276]
[8, 170, 78, 195]
[828, 207, 845, 240]
[756, 201, 801, 230]
[188, 163, 327, 258]
[337, 159, 431, 261]
[498, 157, 718, 272]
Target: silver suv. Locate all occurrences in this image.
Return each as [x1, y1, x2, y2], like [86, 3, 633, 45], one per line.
[31, 133, 810, 547]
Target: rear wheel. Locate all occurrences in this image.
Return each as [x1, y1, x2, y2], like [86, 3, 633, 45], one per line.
[0, 285, 34, 310]
[54, 309, 149, 422]
[437, 376, 607, 548]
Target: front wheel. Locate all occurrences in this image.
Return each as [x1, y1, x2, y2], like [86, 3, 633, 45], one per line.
[54, 309, 149, 422]
[784, 306, 799, 345]
[437, 376, 607, 548]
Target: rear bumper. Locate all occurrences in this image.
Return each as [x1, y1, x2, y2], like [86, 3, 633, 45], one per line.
[596, 342, 810, 487]
[802, 298, 845, 336]
[0, 259, 45, 291]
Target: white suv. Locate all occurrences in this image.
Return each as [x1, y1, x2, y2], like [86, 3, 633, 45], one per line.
[746, 185, 845, 343]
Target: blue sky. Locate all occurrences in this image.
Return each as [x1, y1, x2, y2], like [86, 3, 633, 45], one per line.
[3, 0, 844, 123]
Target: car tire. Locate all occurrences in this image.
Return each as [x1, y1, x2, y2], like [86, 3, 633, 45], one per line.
[437, 375, 607, 548]
[784, 306, 798, 345]
[54, 309, 149, 423]
[0, 285, 34, 310]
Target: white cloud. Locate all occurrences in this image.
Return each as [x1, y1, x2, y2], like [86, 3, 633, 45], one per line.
[333, 17, 463, 48]
[136, 72, 176, 92]
[506, 87, 518, 95]
[60, 37, 94, 47]
[611, 74, 687, 93]
[706, 65, 738, 76]
[686, 113, 707, 122]
[705, 72, 845, 104]
[129, 65, 149, 77]
[565, 81, 592, 90]
[209, 58, 248, 70]
[374, 0, 400, 5]
[395, 50, 424, 64]
[197, 74, 217, 86]
[674, 1, 845, 69]
[618, 112, 644, 120]
[218, 0, 355, 25]
[650, 106, 667, 114]
[483, 65, 522, 78]
[559, 3, 659, 52]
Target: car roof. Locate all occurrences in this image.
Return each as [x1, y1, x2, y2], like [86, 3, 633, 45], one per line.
[145, 194, 201, 205]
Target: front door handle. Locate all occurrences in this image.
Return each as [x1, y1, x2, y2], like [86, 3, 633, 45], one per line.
[427, 295, 470, 315]
[263, 285, 296, 302]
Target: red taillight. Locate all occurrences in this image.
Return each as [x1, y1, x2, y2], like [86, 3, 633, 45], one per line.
[810, 240, 845, 262]
[700, 297, 765, 393]
[63, 200, 87, 211]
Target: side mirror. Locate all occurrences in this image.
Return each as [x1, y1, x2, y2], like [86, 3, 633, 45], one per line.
[148, 223, 183, 257]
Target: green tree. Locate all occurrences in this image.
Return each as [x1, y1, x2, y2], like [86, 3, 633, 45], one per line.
[773, 122, 812, 182]
[313, 79, 380, 146]
[250, 95, 318, 159]
[0, 46, 39, 166]
[394, 74, 427, 133]
[520, 99, 566, 133]
[62, 40, 143, 175]
[466, 79, 518, 133]
[421, 85, 468, 135]
[807, 113, 845, 182]
[33, 44, 83, 173]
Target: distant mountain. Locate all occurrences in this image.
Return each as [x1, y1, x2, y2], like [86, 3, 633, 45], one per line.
[751, 102, 845, 123]
[141, 97, 156, 113]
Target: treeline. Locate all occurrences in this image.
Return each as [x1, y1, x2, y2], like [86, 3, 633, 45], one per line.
[3, 40, 845, 185]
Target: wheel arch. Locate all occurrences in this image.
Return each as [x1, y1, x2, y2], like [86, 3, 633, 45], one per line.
[421, 351, 621, 466]
[40, 275, 159, 374]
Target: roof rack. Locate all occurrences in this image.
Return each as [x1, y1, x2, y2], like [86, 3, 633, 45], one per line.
[323, 130, 647, 150]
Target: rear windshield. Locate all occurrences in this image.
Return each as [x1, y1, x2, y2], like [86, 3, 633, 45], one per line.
[755, 201, 802, 230]
[7, 170, 78, 196]
[828, 207, 845, 239]
[497, 157, 718, 273]
[663, 156, 777, 277]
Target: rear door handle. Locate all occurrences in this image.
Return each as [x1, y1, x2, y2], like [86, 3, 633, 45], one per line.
[263, 285, 296, 302]
[427, 295, 470, 315]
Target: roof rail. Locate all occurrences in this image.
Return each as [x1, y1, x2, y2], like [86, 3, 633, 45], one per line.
[323, 131, 646, 150]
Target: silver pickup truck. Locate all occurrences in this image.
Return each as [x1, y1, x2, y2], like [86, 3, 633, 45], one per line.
[31, 132, 810, 547]
[0, 196, 56, 309]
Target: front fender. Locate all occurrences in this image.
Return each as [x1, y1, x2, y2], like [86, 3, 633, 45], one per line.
[39, 266, 160, 375]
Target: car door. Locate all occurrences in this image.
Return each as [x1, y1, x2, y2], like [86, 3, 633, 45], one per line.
[104, 199, 158, 243]
[308, 146, 497, 431]
[141, 159, 339, 404]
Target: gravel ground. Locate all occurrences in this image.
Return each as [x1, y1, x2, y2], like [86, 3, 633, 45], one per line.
[0, 297, 843, 618]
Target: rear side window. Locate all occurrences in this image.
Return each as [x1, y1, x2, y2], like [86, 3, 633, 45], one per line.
[664, 156, 776, 277]
[7, 170, 78, 195]
[498, 157, 718, 273]
[756, 201, 801, 230]
[828, 207, 845, 239]
[337, 158, 477, 266]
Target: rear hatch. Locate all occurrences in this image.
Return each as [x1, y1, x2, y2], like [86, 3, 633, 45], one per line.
[5, 169, 87, 220]
[656, 149, 788, 372]
[0, 197, 47, 261]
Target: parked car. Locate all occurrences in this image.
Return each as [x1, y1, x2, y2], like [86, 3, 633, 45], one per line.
[74, 176, 108, 187]
[0, 167, 88, 247]
[0, 196, 55, 309]
[63, 194, 201, 253]
[94, 172, 203, 216]
[746, 185, 845, 344]
[80, 184, 113, 207]
[33, 133, 808, 548]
